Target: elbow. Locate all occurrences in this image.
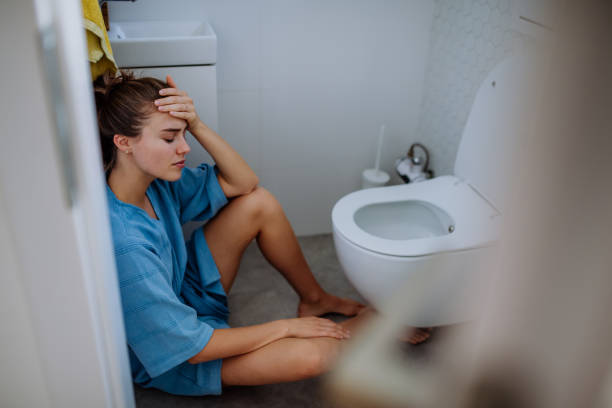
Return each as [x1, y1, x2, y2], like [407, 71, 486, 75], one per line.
[246, 175, 259, 193]
[237, 175, 259, 196]
[220, 172, 259, 198]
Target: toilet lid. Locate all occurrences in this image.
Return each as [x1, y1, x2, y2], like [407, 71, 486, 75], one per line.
[454, 54, 539, 213]
[332, 176, 501, 257]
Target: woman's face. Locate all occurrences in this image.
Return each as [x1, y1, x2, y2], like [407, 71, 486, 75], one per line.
[129, 111, 191, 181]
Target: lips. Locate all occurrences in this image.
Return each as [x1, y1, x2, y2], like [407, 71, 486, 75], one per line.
[174, 160, 185, 168]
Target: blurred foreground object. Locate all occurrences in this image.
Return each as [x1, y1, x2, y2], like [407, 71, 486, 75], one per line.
[327, 1, 612, 407]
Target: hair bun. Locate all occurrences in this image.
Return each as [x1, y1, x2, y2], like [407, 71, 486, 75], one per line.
[93, 70, 136, 119]
[94, 70, 134, 97]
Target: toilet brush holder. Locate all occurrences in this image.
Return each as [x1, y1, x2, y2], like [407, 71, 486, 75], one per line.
[362, 124, 390, 189]
[361, 168, 390, 189]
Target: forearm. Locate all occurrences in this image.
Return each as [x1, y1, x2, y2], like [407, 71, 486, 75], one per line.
[190, 122, 258, 194]
[188, 320, 287, 364]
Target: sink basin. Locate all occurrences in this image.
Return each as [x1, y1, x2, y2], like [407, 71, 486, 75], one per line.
[108, 21, 216, 67]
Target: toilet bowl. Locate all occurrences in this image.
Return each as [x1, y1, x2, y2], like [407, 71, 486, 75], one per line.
[332, 176, 500, 326]
[332, 54, 536, 326]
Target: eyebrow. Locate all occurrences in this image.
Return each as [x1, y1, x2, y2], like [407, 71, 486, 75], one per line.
[160, 127, 185, 133]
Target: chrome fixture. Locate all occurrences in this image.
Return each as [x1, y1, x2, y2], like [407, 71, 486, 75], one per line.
[99, 0, 136, 6]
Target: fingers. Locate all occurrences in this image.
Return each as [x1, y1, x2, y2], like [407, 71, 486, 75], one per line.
[158, 87, 187, 97]
[155, 95, 194, 117]
[158, 77, 189, 109]
[166, 74, 178, 88]
[155, 95, 193, 105]
[155, 82, 202, 128]
[312, 323, 349, 340]
[302, 317, 351, 340]
[167, 112, 193, 121]
[155, 95, 192, 108]
[157, 103, 193, 113]
[322, 325, 351, 340]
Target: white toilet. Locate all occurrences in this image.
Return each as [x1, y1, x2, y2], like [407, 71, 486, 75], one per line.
[332, 55, 536, 326]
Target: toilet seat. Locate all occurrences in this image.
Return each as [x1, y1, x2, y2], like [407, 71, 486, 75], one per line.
[332, 176, 501, 257]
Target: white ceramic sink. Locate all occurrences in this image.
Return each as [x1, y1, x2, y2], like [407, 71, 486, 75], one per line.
[108, 21, 216, 67]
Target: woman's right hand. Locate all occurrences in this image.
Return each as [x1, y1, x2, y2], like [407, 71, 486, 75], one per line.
[282, 317, 351, 340]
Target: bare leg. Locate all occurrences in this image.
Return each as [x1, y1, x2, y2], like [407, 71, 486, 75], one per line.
[221, 309, 429, 386]
[221, 337, 343, 386]
[204, 186, 364, 316]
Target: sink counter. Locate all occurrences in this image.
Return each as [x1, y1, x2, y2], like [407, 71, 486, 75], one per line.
[108, 20, 216, 67]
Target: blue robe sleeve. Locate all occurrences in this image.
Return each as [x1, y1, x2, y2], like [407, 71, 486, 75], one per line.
[168, 163, 228, 224]
[115, 244, 215, 378]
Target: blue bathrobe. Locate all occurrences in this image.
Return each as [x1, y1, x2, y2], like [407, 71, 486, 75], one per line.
[106, 163, 229, 396]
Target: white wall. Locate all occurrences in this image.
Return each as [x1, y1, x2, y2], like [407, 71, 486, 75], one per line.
[414, 0, 532, 176]
[109, 0, 434, 235]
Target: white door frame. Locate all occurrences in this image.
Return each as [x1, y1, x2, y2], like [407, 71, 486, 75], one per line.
[0, 0, 134, 406]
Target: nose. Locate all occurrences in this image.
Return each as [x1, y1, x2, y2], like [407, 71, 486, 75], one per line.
[177, 135, 191, 155]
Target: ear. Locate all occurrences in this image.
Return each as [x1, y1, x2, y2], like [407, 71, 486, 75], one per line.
[113, 134, 132, 152]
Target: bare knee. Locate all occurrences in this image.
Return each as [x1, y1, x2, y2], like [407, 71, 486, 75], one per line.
[239, 186, 283, 222]
[296, 339, 342, 379]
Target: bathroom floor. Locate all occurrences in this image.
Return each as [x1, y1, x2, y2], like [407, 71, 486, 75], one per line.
[133, 234, 436, 408]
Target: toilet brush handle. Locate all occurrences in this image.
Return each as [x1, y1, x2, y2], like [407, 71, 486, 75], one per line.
[374, 125, 385, 174]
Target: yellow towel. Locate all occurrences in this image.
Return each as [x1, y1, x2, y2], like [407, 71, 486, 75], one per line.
[82, 0, 117, 81]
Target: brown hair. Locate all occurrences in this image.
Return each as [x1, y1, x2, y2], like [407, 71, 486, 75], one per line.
[94, 70, 168, 174]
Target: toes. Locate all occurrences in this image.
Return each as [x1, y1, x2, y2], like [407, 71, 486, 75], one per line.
[340, 298, 366, 316]
[358, 306, 375, 316]
[405, 328, 432, 345]
[299, 295, 365, 317]
[342, 303, 364, 316]
[408, 335, 427, 345]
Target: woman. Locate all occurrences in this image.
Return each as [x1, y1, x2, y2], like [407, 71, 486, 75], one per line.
[96, 71, 428, 396]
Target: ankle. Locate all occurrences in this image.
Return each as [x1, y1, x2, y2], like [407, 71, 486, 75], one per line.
[299, 290, 325, 304]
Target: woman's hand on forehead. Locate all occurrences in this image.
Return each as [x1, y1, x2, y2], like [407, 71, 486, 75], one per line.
[154, 75, 204, 132]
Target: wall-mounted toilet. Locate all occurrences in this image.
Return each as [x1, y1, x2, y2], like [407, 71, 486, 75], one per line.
[332, 54, 535, 326]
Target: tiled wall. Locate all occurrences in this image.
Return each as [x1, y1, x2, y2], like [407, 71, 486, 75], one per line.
[415, 0, 529, 176]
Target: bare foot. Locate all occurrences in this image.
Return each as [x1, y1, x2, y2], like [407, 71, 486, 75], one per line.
[341, 308, 433, 345]
[402, 327, 433, 345]
[298, 293, 366, 317]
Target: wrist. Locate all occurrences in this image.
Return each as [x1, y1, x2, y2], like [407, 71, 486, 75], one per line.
[277, 319, 291, 339]
[190, 120, 210, 137]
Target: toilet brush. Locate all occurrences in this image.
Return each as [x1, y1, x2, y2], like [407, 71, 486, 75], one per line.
[361, 125, 390, 189]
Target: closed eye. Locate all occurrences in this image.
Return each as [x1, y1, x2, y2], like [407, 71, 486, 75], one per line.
[161, 127, 185, 143]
